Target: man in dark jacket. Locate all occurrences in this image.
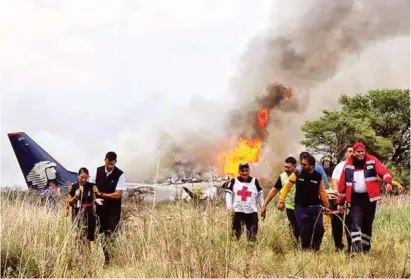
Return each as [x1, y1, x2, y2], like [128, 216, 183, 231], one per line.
[93, 151, 126, 265]
[278, 155, 331, 251]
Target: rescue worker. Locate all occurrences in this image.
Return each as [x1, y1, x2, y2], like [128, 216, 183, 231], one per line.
[93, 151, 126, 265]
[330, 146, 354, 251]
[278, 155, 331, 251]
[67, 167, 97, 248]
[333, 145, 403, 251]
[261, 157, 299, 241]
[296, 152, 330, 189]
[225, 162, 264, 242]
[296, 152, 332, 240]
[337, 142, 392, 253]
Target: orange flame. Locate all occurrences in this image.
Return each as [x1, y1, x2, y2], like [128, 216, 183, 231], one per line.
[218, 108, 269, 177]
[258, 108, 269, 128]
[217, 85, 292, 177]
[284, 88, 292, 100]
[219, 137, 263, 177]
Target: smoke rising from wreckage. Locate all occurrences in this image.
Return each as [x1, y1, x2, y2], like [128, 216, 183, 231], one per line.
[148, 0, 410, 181]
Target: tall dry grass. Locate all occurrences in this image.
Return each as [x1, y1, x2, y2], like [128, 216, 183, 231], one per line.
[1, 190, 409, 278]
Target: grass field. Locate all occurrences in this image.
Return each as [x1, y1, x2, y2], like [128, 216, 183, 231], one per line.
[1, 190, 409, 278]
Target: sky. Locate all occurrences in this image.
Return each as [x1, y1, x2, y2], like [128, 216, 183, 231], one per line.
[0, 0, 273, 185]
[1, 0, 409, 187]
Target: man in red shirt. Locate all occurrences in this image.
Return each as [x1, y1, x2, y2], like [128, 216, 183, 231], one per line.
[337, 142, 392, 253]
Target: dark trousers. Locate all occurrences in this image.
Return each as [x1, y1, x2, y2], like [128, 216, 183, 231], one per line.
[295, 206, 324, 251]
[232, 212, 258, 242]
[329, 199, 351, 250]
[348, 192, 376, 253]
[97, 210, 121, 264]
[73, 207, 96, 241]
[286, 208, 300, 240]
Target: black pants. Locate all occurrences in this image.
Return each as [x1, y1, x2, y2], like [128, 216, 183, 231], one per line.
[348, 192, 377, 253]
[295, 206, 324, 251]
[286, 208, 300, 241]
[72, 207, 97, 241]
[232, 212, 258, 242]
[80, 207, 96, 241]
[97, 211, 121, 264]
[329, 199, 351, 250]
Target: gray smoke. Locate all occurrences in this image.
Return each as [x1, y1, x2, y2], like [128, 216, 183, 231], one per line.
[228, 0, 409, 178]
[124, 0, 410, 182]
[122, 96, 229, 183]
[237, 0, 409, 96]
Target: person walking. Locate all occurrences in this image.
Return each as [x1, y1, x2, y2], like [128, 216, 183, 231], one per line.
[261, 157, 299, 241]
[337, 142, 393, 253]
[67, 168, 97, 248]
[330, 146, 354, 251]
[225, 162, 264, 242]
[278, 155, 330, 251]
[93, 151, 126, 265]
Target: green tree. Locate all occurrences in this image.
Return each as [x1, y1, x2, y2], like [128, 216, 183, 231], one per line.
[338, 89, 410, 170]
[300, 88, 410, 188]
[301, 111, 392, 161]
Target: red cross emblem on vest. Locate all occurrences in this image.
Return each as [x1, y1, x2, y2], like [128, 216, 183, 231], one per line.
[237, 185, 252, 201]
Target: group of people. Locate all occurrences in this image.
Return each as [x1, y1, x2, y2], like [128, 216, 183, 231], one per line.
[64, 143, 403, 265]
[225, 142, 404, 253]
[66, 152, 125, 265]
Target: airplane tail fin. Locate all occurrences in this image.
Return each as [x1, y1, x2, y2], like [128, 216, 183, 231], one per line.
[7, 132, 77, 190]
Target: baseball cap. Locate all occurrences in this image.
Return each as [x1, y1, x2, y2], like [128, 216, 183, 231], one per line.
[238, 162, 250, 169]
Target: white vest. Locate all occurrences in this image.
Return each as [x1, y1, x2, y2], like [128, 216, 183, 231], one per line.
[232, 177, 260, 214]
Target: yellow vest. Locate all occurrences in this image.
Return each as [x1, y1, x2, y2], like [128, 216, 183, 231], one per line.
[280, 172, 296, 210]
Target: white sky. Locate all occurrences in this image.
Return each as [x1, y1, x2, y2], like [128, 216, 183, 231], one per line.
[1, 0, 409, 186]
[0, 0, 273, 185]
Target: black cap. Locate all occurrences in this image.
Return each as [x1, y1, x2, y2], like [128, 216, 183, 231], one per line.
[239, 162, 250, 169]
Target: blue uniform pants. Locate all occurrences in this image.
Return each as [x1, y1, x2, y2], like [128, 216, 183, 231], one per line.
[295, 205, 324, 251]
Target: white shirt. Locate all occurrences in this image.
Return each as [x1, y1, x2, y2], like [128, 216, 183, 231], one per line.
[353, 170, 367, 193]
[332, 160, 346, 180]
[90, 167, 126, 191]
[225, 177, 263, 214]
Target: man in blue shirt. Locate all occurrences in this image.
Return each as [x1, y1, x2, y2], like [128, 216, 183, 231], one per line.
[295, 152, 329, 189]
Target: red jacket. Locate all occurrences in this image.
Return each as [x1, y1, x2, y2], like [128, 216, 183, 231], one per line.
[337, 153, 392, 205]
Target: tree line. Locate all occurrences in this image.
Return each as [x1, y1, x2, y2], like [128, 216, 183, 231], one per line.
[301, 88, 410, 189]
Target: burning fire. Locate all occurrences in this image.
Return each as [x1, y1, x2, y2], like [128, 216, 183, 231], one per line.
[218, 107, 268, 177]
[218, 137, 263, 177]
[258, 108, 269, 128]
[217, 83, 293, 177]
[284, 89, 292, 100]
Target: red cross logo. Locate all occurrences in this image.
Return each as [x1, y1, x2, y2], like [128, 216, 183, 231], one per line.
[237, 186, 252, 201]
